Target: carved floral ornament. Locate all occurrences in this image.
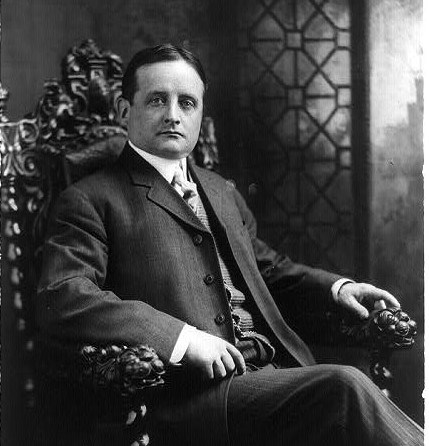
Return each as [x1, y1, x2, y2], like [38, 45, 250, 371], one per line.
[3, 40, 126, 166]
[34, 40, 127, 155]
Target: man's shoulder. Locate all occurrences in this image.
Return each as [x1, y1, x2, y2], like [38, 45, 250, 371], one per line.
[62, 160, 128, 203]
[77, 158, 127, 187]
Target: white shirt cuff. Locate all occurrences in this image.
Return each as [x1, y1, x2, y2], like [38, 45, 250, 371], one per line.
[331, 278, 355, 303]
[169, 324, 197, 364]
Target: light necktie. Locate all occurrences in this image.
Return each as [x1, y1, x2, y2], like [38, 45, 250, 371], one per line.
[172, 164, 199, 213]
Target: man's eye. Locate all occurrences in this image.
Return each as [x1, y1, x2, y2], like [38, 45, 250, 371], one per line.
[149, 97, 164, 105]
[180, 99, 195, 109]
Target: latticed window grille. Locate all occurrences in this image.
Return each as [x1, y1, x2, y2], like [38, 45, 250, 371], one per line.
[238, 0, 353, 275]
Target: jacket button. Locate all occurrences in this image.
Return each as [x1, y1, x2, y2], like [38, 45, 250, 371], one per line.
[215, 313, 226, 325]
[204, 274, 215, 285]
[193, 234, 203, 245]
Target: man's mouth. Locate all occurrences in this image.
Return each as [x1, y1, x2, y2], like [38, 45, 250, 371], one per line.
[159, 130, 184, 137]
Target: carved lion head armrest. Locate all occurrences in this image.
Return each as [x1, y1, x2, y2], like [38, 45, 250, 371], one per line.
[337, 307, 417, 396]
[36, 337, 165, 395]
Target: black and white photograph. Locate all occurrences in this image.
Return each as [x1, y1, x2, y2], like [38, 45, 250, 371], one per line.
[0, 1, 424, 445]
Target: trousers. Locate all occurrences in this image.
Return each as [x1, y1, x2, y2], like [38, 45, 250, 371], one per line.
[227, 363, 423, 446]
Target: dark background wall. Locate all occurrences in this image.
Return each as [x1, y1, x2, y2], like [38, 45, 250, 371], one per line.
[1, 0, 423, 433]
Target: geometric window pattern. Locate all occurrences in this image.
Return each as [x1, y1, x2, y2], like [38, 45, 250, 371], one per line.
[237, 0, 353, 275]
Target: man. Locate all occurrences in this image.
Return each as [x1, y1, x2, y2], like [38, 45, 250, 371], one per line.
[37, 44, 423, 446]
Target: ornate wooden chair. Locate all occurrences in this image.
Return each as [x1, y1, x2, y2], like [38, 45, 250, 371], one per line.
[0, 39, 416, 446]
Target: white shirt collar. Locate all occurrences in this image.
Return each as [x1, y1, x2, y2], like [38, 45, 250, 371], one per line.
[128, 140, 187, 184]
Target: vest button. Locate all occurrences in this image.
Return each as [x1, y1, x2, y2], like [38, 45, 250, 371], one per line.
[204, 274, 215, 285]
[215, 313, 226, 325]
[193, 234, 203, 245]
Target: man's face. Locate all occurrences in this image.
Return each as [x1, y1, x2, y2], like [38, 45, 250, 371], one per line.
[122, 60, 204, 160]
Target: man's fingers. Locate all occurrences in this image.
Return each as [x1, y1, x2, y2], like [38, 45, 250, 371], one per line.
[374, 300, 386, 310]
[345, 296, 369, 320]
[221, 352, 236, 374]
[226, 344, 246, 375]
[359, 285, 400, 309]
[183, 332, 246, 379]
[373, 288, 400, 308]
[212, 359, 227, 379]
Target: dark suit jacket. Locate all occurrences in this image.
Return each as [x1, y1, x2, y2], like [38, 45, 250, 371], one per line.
[37, 144, 341, 445]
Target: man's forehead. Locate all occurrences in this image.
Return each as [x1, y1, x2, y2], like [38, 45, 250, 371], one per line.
[135, 60, 204, 94]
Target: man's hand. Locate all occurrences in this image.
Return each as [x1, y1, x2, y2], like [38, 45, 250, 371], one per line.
[183, 330, 246, 380]
[336, 282, 401, 320]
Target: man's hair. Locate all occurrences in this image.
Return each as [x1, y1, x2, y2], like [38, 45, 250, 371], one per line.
[122, 43, 208, 103]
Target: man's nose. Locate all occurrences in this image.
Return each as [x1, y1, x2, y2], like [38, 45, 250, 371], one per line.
[164, 101, 180, 125]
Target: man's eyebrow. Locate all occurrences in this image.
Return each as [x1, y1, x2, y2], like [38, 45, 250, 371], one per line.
[145, 90, 168, 98]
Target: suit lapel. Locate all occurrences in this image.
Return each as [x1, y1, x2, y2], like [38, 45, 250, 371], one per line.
[189, 163, 227, 230]
[119, 145, 209, 233]
[190, 163, 242, 236]
[190, 164, 254, 269]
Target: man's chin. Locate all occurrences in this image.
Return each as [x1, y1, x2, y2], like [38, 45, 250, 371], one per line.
[149, 144, 193, 160]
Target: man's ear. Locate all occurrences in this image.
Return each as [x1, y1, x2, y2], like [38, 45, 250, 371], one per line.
[116, 97, 130, 126]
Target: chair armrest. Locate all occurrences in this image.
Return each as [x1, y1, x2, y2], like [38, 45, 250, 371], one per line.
[37, 337, 165, 396]
[337, 308, 417, 395]
[36, 337, 166, 446]
[339, 308, 417, 350]
[282, 305, 417, 395]
[78, 344, 165, 397]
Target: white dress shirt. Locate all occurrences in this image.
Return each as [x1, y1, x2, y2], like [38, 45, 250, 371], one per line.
[128, 140, 352, 363]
